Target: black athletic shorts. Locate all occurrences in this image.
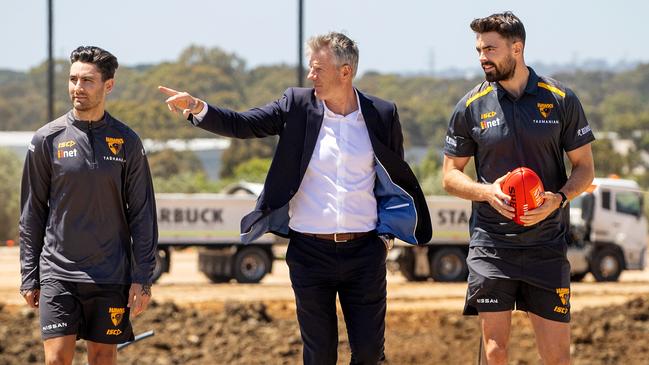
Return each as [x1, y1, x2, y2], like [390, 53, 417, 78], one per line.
[39, 278, 134, 343]
[463, 244, 571, 323]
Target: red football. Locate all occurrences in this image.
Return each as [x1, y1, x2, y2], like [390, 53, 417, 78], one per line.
[500, 167, 545, 225]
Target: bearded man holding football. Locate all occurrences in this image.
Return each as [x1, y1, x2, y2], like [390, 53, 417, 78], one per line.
[442, 12, 595, 365]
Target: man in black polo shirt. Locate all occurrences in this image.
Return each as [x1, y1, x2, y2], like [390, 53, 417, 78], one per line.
[442, 12, 595, 365]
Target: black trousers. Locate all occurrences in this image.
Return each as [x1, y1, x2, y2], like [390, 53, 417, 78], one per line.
[286, 231, 387, 365]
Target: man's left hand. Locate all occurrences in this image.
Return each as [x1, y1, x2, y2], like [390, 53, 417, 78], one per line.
[127, 283, 152, 317]
[519, 191, 562, 226]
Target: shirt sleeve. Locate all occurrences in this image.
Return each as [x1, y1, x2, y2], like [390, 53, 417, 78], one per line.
[189, 101, 209, 125]
[19, 133, 51, 290]
[444, 100, 476, 157]
[561, 88, 596, 151]
[124, 135, 158, 285]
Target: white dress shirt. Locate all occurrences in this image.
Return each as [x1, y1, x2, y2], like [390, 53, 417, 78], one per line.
[289, 91, 377, 234]
[192, 93, 378, 234]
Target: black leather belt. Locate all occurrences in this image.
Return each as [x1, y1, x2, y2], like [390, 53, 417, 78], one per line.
[301, 231, 372, 243]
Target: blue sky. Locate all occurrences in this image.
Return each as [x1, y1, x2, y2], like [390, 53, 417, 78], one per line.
[2, 1, 647, 75]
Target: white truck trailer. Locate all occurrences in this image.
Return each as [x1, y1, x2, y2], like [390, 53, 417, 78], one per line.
[153, 178, 646, 284]
[154, 193, 279, 283]
[390, 178, 647, 282]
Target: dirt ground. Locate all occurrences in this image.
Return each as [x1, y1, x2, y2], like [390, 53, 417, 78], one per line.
[1, 247, 649, 364]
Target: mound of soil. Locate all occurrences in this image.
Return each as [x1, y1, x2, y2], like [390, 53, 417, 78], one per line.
[1, 296, 648, 364]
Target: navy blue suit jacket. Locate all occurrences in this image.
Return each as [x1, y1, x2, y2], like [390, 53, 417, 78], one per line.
[192, 87, 432, 244]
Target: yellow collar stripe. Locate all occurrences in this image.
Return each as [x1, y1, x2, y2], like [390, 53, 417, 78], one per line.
[538, 82, 566, 98]
[465, 86, 494, 107]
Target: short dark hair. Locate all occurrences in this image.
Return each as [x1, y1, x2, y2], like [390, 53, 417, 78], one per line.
[470, 11, 526, 44]
[69, 46, 119, 81]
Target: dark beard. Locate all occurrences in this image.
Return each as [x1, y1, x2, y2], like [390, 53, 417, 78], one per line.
[483, 56, 516, 82]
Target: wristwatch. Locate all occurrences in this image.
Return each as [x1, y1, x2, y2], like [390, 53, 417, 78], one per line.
[558, 191, 569, 209]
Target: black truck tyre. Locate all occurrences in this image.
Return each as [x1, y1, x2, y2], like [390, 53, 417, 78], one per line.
[198, 247, 235, 283]
[397, 248, 428, 282]
[590, 246, 624, 282]
[233, 246, 272, 283]
[204, 273, 231, 283]
[570, 272, 588, 282]
[151, 248, 170, 283]
[430, 247, 468, 282]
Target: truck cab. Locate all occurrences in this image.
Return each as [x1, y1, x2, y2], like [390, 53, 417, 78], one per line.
[569, 177, 647, 281]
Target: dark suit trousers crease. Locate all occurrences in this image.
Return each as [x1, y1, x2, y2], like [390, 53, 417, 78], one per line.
[286, 231, 387, 365]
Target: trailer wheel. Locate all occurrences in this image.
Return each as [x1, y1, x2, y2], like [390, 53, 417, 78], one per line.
[590, 247, 623, 282]
[151, 248, 170, 283]
[204, 273, 231, 283]
[233, 247, 271, 283]
[397, 249, 427, 282]
[430, 248, 468, 282]
[198, 247, 235, 283]
[570, 272, 588, 282]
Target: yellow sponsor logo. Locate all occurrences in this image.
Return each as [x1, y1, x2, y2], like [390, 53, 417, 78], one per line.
[537, 103, 554, 119]
[106, 137, 124, 155]
[57, 140, 76, 148]
[109, 307, 126, 326]
[553, 306, 569, 314]
[480, 111, 496, 120]
[106, 329, 123, 336]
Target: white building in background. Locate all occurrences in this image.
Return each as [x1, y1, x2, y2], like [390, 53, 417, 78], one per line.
[143, 138, 230, 180]
[0, 131, 230, 181]
[0, 131, 33, 157]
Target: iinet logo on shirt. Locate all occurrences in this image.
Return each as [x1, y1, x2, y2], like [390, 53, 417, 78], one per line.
[57, 148, 78, 159]
[480, 118, 501, 130]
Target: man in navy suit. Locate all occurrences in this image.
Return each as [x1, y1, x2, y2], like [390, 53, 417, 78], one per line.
[160, 32, 431, 365]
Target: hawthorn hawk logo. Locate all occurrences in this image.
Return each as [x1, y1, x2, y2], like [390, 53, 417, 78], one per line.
[556, 288, 570, 306]
[537, 103, 554, 119]
[106, 137, 124, 155]
[109, 307, 125, 326]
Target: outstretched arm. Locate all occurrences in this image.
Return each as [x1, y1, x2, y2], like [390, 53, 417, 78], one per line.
[158, 85, 287, 139]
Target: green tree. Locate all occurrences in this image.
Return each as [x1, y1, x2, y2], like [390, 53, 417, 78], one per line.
[220, 138, 276, 178]
[3, 49, 649, 189]
[153, 172, 220, 193]
[591, 139, 626, 176]
[0, 149, 22, 240]
[232, 158, 271, 183]
[146, 148, 204, 179]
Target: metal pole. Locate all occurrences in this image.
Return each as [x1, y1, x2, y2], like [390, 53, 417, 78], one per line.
[116, 330, 155, 351]
[47, 0, 54, 122]
[297, 0, 304, 87]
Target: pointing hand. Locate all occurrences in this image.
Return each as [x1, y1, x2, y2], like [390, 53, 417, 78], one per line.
[158, 86, 204, 119]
